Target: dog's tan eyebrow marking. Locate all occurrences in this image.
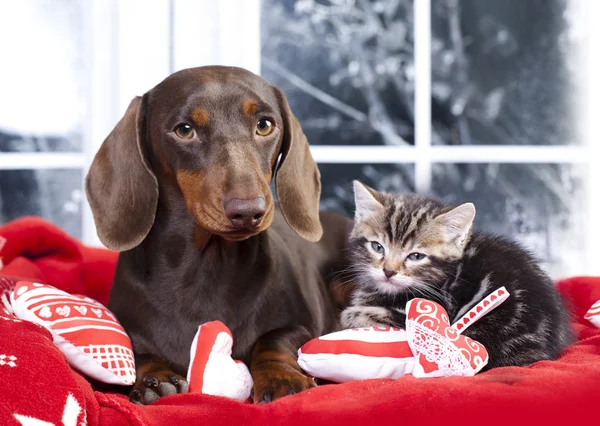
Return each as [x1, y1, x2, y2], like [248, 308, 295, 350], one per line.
[242, 99, 258, 116]
[191, 108, 210, 126]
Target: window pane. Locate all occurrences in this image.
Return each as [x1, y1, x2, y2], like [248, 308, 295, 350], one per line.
[261, 0, 415, 146]
[431, 163, 585, 278]
[319, 163, 415, 216]
[431, 0, 580, 145]
[0, 1, 85, 152]
[0, 169, 83, 239]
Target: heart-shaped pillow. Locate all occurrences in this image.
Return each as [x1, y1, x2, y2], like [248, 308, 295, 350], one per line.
[405, 299, 488, 378]
[298, 287, 509, 382]
[187, 321, 253, 401]
[10, 281, 135, 385]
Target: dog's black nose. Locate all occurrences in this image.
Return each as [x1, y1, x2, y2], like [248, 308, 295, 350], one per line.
[224, 197, 266, 229]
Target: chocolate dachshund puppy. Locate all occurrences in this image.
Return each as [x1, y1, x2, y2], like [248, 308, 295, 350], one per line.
[86, 66, 351, 404]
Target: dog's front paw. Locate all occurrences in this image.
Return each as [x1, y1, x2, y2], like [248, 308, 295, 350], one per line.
[252, 362, 316, 403]
[129, 370, 189, 405]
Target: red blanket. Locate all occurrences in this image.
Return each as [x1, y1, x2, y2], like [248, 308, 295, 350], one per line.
[1, 217, 599, 425]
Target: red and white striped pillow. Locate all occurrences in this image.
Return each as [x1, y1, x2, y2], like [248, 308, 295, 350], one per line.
[298, 327, 415, 383]
[585, 300, 600, 328]
[10, 281, 136, 385]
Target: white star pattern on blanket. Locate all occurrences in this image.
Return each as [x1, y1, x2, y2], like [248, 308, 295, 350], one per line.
[0, 354, 17, 367]
[13, 393, 85, 426]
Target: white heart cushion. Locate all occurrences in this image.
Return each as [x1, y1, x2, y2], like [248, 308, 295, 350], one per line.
[585, 300, 600, 328]
[10, 281, 136, 385]
[297, 327, 415, 383]
[187, 321, 253, 401]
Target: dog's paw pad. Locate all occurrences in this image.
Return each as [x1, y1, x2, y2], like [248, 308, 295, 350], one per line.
[130, 370, 188, 405]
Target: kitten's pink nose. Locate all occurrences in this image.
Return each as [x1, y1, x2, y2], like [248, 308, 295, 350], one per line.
[383, 268, 397, 279]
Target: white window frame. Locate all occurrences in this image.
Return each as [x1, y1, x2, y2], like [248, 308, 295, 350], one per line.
[0, 0, 597, 275]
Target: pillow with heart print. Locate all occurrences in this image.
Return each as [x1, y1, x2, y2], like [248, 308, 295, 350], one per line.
[9, 281, 136, 385]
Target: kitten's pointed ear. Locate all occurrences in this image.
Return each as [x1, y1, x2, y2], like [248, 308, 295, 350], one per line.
[434, 203, 476, 249]
[353, 180, 382, 220]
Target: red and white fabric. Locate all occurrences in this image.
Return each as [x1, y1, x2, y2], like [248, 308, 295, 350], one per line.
[299, 287, 509, 382]
[298, 327, 414, 383]
[0, 235, 6, 270]
[2, 217, 600, 426]
[406, 299, 488, 378]
[187, 321, 253, 402]
[585, 300, 600, 328]
[1, 275, 15, 316]
[10, 281, 136, 386]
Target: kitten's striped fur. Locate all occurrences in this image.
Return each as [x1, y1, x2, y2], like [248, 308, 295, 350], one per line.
[340, 181, 572, 369]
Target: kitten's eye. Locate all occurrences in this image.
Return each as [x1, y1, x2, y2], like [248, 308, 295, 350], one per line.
[370, 241, 385, 254]
[407, 252, 427, 261]
[174, 124, 196, 140]
[256, 119, 274, 136]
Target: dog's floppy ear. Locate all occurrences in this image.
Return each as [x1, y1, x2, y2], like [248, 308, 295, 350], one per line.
[274, 89, 323, 242]
[85, 95, 158, 251]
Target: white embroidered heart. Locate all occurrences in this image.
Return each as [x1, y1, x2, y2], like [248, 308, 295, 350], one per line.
[56, 305, 71, 317]
[38, 306, 52, 318]
[16, 286, 28, 296]
[74, 306, 87, 316]
[91, 308, 103, 318]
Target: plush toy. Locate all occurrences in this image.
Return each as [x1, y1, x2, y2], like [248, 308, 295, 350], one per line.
[10, 281, 136, 386]
[187, 321, 253, 401]
[298, 287, 510, 383]
[585, 300, 600, 328]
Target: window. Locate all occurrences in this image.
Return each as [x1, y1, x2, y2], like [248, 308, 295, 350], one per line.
[261, 0, 595, 278]
[0, 0, 259, 247]
[0, 0, 86, 239]
[0, 0, 596, 278]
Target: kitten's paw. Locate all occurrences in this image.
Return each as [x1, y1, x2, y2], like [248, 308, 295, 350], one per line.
[340, 306, 393, 329]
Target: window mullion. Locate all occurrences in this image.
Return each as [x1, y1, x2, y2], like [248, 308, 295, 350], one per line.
[413, 0, 432, 194]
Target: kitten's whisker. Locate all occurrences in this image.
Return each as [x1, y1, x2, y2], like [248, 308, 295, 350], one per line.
[411, 280, 448, 305]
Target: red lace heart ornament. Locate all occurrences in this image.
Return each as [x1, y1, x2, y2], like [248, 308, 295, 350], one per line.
[406, 287, 509, 378]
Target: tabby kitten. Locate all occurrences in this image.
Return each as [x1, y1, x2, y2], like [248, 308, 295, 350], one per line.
[340, 181, 572, 369]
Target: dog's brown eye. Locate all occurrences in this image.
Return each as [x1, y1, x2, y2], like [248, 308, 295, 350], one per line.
[256, 119, 274, 136]
[174, 124, 196, 140]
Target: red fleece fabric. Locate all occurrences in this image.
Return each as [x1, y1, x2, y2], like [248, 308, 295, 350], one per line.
[1, 217, 599, 425]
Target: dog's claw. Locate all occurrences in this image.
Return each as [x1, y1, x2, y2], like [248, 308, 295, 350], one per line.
[252, 364, 316, 403]
[143, 376, 160, 388]
[130, 389, 142, 402]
